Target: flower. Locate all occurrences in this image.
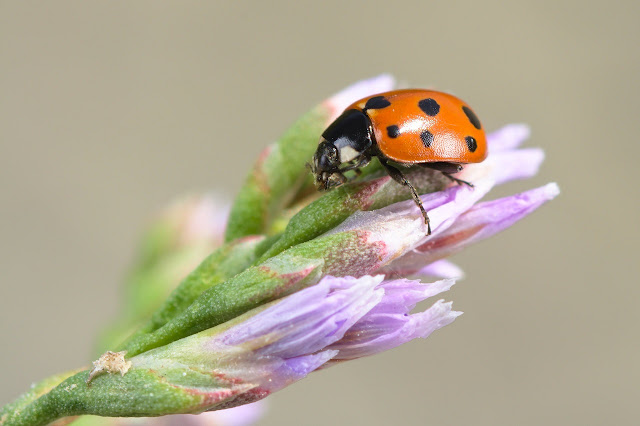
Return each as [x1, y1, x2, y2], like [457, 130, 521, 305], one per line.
[0, 76, 558, 426]
[126, 275, 460, 412]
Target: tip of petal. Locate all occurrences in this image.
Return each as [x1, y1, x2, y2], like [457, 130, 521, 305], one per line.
[410, 300, 462, 339]
[487, 123, 531, 152]
[434, 300, 463, 320]
[450, 310, 464, 319]
[512, 182, 560, 208]
[432, 278, 457, 293]
[542, 182, 561, 199]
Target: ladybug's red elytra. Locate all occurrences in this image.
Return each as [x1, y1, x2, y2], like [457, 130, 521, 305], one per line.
[310, 89, 488, 235]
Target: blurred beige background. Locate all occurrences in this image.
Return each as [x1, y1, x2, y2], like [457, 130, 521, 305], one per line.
[1, 1, 638, 425]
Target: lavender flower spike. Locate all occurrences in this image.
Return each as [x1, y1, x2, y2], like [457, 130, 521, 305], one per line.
[148, 274, 459, 405]
[0, 275, 457, 424]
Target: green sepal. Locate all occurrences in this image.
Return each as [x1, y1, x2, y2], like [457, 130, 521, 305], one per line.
[224, 106, 329, 242]
[117, 235, 268, 351]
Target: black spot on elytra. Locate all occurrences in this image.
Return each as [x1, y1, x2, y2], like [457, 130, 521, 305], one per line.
[418, 98, 440, 116]
[420, 130, 434, 147]
[364, 96, 391, 111]
[387, 125, 400, 138]
[462, 106, 482, 129]
[465, 136, 478, 152]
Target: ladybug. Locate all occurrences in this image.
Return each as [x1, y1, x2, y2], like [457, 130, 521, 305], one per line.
[310, 89, 487, 235]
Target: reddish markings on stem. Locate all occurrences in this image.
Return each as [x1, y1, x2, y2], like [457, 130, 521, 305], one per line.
[209, 371, 245, 386]
[185, 369, 271, 410]
[351, 176, 393, 210]
[182, 385, 244, 409]
[213, 388, 270, 411]
[415, 224, 484, 253]
[251, 264, 319, 302]
[252, 145, 274, 195]
[324, 231, 386, 277]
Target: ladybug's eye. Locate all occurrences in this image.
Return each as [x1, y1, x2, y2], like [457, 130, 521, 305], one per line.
[327, 145, 338, 161]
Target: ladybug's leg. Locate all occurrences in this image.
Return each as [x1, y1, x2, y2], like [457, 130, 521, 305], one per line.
[442, 173, 474, 188]
[422, 162, 474, 188]
[323, 172, 347, 190]
[339, 156, 370, 180]
[379, 159, 431, 235]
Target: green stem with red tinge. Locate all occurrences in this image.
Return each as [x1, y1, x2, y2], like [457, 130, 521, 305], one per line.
[119, 235, 271, 345]
[224, 106, 330, 242]
[0, 369, 213, 426]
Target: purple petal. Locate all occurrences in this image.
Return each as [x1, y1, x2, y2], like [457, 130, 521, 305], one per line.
[199, 401, 266, 426]
[456, 145, 544, 187]
[381, 259, 464, 280]
[219, 276, 385, 358]
[267, 350, 339, 390]
[487, 148, 545, 185]
[332, 300, 459, 359]
[443, 182, 560, 243]
[368, 278, 455, 315]
[279, 350, 338, 377]
[325, 74, 395, 118]
[327, 278, 461, 361]
[378, 183, 560, 275]
[415, 260, 465, 279]
[422, 177, 494, 234]
[487, 123, 531, 152]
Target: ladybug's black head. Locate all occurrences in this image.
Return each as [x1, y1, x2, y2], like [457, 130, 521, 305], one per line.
[311, 140, 344, 190]
[310, 109, 373, 190]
